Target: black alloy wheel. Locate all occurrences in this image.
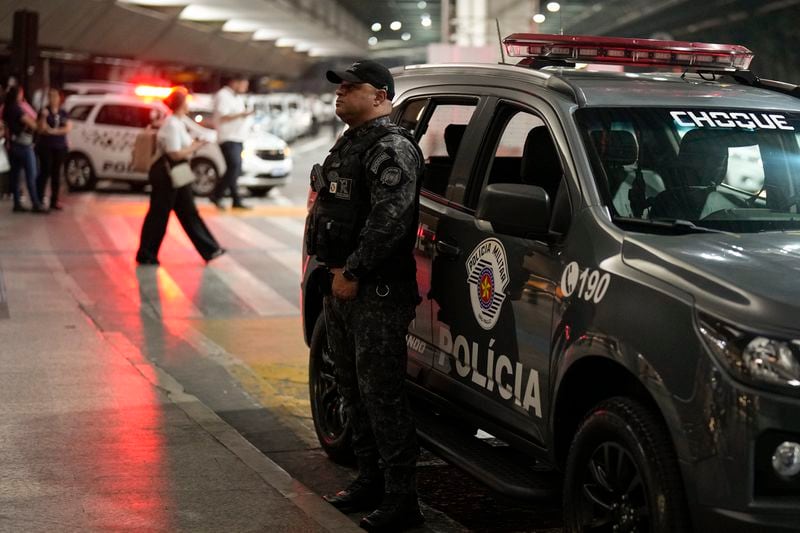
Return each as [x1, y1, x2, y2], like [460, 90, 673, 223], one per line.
[65, 153, 97, 191]
[563, 397, 690, 533]
[308, 314, 353, 464]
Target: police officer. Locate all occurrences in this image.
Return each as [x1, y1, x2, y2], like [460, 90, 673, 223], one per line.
[308, 60, 424, 532]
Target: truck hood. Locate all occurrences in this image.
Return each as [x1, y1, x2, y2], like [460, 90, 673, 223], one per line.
[621, 231, 800, 335]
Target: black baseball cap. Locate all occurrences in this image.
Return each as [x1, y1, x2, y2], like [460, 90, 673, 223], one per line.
[326, 60, 395, 100]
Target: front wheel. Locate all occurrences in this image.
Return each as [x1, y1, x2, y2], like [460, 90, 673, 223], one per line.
[563, 397, 690, 533]
[65, 153, 97, 191]
[308, 314, 353, 464]
[190, 158, 219, 198]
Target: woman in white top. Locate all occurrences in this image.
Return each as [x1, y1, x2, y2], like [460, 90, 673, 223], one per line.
[136, 87, 225, 265]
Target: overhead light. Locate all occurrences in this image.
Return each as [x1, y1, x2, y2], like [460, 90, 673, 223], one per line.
[368, 36, 378, 46]
[546, 2, 560, 12]
[421, 15, 432, 27]
[294, 42, 312, 52]
[222, 19, 263, 32]
[252, 28, 281, 40]
[179, 4, 236, 21]
[401, 32, 411, 41]
[276, 37, 300, 47]
[309, 48, 336, 57]
[390, 20, 402, 31]
[532, 13, 546, 23]
[371, 22, 382, 31]
[417, 1, 427, 8]
[118, 0, 191, 5]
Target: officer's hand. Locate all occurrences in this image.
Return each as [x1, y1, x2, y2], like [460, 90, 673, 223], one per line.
[331, 268, 358, 301]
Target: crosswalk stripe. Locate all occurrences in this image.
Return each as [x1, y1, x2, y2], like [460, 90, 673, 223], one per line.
[265, 217, 306, 237]
[99, 215, 141, 252]
[208, 254, 298, 317]
[212, 216, 290, 251]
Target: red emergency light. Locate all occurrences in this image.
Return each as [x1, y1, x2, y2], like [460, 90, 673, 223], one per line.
[134, 85, 174, 99]
[503, 34, 754, 70]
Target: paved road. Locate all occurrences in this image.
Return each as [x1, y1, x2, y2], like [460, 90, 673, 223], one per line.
[0, 130, 563, 532]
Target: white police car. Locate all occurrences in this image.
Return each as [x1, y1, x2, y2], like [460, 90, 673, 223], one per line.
[64, 90, 292, 197]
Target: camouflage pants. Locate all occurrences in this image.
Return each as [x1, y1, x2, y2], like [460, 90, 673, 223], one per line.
[323, 279, 419, 495]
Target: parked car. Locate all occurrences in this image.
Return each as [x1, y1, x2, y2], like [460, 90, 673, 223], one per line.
[63, 92, 291, 197]
[302, 34, 800, 532]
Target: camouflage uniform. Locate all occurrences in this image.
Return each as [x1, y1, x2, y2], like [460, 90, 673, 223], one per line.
[321, 115, 423, 495]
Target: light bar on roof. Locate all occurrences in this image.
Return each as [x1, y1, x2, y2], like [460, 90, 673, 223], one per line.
[134, 85, 173, 99]
[503, 33, 754, 70]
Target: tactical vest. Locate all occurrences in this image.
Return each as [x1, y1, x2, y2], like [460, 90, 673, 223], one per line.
[306, 122, 419, 275]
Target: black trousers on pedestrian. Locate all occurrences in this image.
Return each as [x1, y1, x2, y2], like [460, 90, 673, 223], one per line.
[323, 278, 420, 495]
[37, 145, 66, 206]
[213, 141, 243, 204]
[137, 158, 221, 262]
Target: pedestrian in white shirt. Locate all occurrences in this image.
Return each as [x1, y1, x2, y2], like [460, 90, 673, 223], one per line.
[137, 87, 225, 265]
[210, 74, 254, 209]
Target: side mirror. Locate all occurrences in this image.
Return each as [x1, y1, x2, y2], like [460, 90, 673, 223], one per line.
[476, 183, 550, 239]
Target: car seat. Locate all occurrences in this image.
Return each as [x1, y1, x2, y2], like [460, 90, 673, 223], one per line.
[591, 130, 638, 215]
[519, 126, 572, 235]
[649, 129, 734, 220]
[520, 126, 562, 202]
[422, 123, 466, 196]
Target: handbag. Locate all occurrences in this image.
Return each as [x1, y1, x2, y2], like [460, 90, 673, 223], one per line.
[167, 160, 196, 188]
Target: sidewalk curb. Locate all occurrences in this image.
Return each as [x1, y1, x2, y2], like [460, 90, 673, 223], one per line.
[108, 334, 362, 533]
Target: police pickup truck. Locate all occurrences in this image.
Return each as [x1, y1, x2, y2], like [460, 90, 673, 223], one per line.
[301, 34, 800, 532]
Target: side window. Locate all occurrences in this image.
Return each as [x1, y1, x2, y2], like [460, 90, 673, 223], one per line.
[416, 102, 477, 197]
[67, 105, 93, 122]
[477, 107, 570, 233]
[95, 105, 153, 128]
[396, 99, 426, 135]
[487, 111, 545, 185]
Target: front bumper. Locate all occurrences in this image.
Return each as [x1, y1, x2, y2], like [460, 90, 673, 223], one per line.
[240, 156, 293, 188]
[683, 357, 800, 532]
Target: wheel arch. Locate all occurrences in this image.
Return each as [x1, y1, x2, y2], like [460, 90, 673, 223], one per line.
[552, 355, 674, 470]
[66, 150, 96, 173]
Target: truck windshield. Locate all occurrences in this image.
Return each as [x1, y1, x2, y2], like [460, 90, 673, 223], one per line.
[576, 107, 800, 233]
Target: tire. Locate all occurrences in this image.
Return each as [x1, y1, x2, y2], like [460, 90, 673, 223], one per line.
[65, 153, 97, 191]
[190, 158, 219, 198]
[308, 314, 354, 464]
[248, 186, 273, 198]
[563, 397, 690, 533]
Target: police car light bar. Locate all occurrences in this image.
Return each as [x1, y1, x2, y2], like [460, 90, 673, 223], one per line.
[503, 34, 754, 70]
[134, 85, 174, 99]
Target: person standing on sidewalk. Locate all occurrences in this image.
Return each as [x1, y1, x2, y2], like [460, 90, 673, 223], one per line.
[210, 74, 253, 210]
[36, 87, 71, 210]
[307, 60, 424, 532]
[2, 85, 47, 213]
[136, 88, 225, 266]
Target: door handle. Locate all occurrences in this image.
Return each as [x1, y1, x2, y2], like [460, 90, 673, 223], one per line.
[436, 240, 460, 258]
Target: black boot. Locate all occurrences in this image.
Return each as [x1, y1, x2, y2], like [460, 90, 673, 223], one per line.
[323, 474, 384, 514]
[359, 493, 424, 532]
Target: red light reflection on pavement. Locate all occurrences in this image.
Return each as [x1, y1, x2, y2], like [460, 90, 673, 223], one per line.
[77, 337, 172, 530]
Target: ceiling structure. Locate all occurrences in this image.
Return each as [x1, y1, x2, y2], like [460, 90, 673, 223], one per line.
[1, 0, 799, 80]
[0, 0, 370, 77]
[501, 0, 800, 40]
[337, 0, 442, 53]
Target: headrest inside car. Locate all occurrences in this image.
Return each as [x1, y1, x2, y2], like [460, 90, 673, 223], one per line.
[591, 130, 638, 166]
[521, 126, 561, 187]
[678, 129, 730, 186]
[444, 124, 467, 159]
